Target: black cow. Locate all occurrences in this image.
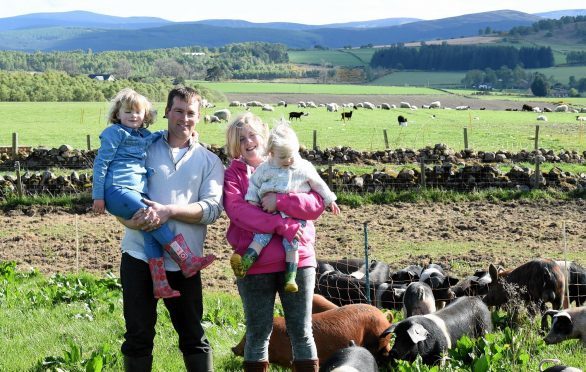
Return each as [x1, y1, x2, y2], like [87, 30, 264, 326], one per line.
[341, 111, 353, 122]
[289, 111, 306, 120]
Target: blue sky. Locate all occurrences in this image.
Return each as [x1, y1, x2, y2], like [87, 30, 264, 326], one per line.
[1, 0, 585, 24]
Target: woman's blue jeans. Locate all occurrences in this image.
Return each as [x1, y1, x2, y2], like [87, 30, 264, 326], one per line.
[105, 186, 175, 259]
[236, 267, 317, 362]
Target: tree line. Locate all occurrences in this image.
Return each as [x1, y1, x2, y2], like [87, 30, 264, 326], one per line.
[0, 42, 319, 81]
[0, 70, 223, 102]
[370, 45, 554, 71]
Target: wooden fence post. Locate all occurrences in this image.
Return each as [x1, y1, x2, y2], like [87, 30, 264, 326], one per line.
[14, 160, 23, 197]
[383, 129, 389, 149]
[327, 164, 333, 189]
[463, 128, 468, 150]
[86, 135, 92, 150]
[313, 130, 317, 151]
[12, 132, 18, 159]
[534, 125, 540, 150]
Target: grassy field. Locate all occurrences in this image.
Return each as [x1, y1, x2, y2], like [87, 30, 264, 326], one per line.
[1, 264, 584, 371]
[194, 81, 438, 95]
[370, 71, 465, 87]
[2, 99, 586, 153]
[288, 48, 375, 67]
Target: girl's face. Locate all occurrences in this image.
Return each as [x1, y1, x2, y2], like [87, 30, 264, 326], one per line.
[271, 147, 295, 168]
[239, 126, 265, 167]
[118, 105, 146, 129]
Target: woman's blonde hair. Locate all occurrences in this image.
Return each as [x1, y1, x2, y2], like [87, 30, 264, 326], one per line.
[225, 112, 269, 159]
[267, 122, 299, 156]
[107, 88, 156, 128]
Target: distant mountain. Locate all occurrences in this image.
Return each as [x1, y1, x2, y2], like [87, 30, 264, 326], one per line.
[0, 10, 171, 31]
[534, 9, 586, 19]
[0, 9, 548, 51]
[193, 18, 421, 30]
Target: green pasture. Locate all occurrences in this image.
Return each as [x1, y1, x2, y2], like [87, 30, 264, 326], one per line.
[528, 65, 586, 84]
[194, 81, 438, 95]
[2, 100, 586, 152]
[288, 49, 368, 67]
[370, 71, 466, 87]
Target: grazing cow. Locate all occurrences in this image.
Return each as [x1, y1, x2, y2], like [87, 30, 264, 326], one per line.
[403, 282, 436, 317]
[232, 304, 393, 368]
[319, 340, 378, 372]
[289, 111, 307, 120]
[484, 259, 565, 315]
[397, 115, 408, 127]
[522, 104, 534, 112]
[541, 306, 586, 345]
[341, 111, 353, 122]
[383, 296, 493, 365]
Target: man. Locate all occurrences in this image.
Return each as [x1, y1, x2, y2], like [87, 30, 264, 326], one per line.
[119, 87, 224, 371]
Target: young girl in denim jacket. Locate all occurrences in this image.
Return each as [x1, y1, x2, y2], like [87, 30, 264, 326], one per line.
[92, 88, 214, 299]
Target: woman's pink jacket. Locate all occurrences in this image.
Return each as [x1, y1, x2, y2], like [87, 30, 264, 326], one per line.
[223, 158, 325, 274]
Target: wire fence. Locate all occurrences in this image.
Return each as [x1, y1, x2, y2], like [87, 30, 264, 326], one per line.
[314, 222, 586, 312]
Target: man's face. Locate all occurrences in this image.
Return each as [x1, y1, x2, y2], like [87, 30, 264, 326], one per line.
[165, 96, 199, 145]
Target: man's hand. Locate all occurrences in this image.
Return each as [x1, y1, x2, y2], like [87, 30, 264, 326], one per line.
[261, 192, 277, 213]
[93, 199, 106, 214]
[142, 198, 171, 225]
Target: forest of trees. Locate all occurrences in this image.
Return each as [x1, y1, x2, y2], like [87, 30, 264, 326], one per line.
[370, 45, 554, 71]
[0, 70, 225, 102]
[508, 15, 586, 37]
[0, 42, 318, 81]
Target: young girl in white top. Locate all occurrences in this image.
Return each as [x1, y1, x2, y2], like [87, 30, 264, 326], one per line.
[231, 122, 340, 292]
[92, 88, 215, 299]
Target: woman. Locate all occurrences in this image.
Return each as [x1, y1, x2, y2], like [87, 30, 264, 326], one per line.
[223, 113, 325, 371]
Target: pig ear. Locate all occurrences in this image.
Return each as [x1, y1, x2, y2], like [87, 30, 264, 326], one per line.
[407, 323, 429, 344]
[489, 264, 498, 282]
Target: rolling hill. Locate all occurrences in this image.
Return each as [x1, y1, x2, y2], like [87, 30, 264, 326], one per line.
[0, 9, 546, 51]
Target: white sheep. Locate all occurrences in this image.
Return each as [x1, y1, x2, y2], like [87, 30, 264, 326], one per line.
[298, 101, 307, 108]
[262, 104, 274, 112]
[532, 107, 542, 113]
[204, 115, 220, 123]
[213, 109, 231, 122]
[277, 100, 287, 107]
[229, 101, 241, 107]
[381, 103, 391, 110]
[456, 105, 470, 110]
[537, 115, 548, 121]
[577, 116, 586, 122]
[400, 102, 411, 109]
[326, 103, 339, 112]
[555, 104, 569, 112]
[429, 101, 441, 109]
[363, 102, 375, 110]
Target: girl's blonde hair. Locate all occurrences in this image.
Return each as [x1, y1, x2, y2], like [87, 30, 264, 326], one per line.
[107, 88, 156, 128]
[225, 112, 269, 159]
[267, 122, 299, 156]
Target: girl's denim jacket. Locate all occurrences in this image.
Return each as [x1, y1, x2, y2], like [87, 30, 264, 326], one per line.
[92, 123, 162, 200]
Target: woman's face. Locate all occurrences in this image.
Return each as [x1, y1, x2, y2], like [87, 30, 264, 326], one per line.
[239, 126, 265, 167]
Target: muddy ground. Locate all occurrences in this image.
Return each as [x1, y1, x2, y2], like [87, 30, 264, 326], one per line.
[1, 199, 584, 294]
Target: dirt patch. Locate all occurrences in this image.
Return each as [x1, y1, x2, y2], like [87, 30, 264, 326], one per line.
[1, 199, 584, 294]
